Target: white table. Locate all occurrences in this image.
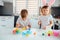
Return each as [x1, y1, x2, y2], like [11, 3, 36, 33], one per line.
[0, 27, 60, 40]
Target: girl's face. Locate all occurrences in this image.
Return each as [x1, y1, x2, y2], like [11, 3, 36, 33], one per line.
[41, 8, 50, 15]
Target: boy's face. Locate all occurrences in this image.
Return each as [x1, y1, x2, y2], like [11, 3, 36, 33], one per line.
[41, 8, 50, 15]
[24, 12, 28, 17]
[21, 12, 28, 18]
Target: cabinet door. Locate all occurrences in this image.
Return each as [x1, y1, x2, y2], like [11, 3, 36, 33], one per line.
[0, 16, 14, 28]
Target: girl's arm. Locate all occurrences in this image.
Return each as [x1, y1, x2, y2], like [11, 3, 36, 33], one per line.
[48, 20, 53, 27]
[48, 15, 53, 27]
[42, 21, 53, 30]
[38, 21, 41, 25]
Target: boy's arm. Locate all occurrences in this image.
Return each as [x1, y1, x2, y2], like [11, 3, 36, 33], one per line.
[27, 18, 31, 28]
[28, 21, 31, 28]
[28, 25, 31, 28]
[16, 23, 21, 28]
[16, 18, 22, 28]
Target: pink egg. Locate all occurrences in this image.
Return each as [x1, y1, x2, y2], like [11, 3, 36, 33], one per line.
[53, 30, 59, 37]
[59, 31, 60, 36]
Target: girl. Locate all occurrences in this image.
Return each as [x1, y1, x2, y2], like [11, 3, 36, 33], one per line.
[38, 5, 53, 30]
[16, 9, 31, 29]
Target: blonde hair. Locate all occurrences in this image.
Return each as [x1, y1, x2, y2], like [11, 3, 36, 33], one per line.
[40, 5, 51, 15]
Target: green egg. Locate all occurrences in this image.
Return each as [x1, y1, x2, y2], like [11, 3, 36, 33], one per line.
[42, 33, 45, 36]
[16, 30, 21, 34]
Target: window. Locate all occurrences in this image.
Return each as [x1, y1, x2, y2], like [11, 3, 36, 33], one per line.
[14, 0, 41, 18]
[15, 0, 26, 15]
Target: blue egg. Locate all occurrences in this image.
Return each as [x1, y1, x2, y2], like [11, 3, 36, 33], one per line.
[22, 32, 27, 36]
[26, 30, 32, 34]
[28, 28, 31, 30]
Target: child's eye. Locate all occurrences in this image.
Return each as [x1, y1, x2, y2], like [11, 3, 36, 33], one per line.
[46, 10, 48, 11]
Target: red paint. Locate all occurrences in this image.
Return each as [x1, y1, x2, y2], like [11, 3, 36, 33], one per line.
[48, 34, 50, 36]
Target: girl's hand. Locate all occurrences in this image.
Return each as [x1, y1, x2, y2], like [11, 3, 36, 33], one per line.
[38, 21, 41, 25]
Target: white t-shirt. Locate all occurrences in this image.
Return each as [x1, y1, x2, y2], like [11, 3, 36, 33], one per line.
[16, 16, 31, 27]
[38, 15, 53, 29]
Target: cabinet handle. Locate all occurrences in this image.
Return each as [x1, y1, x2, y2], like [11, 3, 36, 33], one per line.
[1, 25, 6, 27]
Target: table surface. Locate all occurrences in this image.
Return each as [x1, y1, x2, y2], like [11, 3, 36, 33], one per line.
[0, 27, 60, 40]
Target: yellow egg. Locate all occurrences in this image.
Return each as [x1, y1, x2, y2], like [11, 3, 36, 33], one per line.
[26, 34, 29, 37]
[47, 30, 53, 36]
[22, 27, 26, 30]
[13, 28, 18, 30]
[16, 28, 19, 30]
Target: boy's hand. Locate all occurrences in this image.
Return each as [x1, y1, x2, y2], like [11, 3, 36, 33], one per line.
[25, 26, 29, 29]
[16, 24, 20, 28]
[28, 25, 31, 28]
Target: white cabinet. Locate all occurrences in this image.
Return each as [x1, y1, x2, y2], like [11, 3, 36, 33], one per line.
[3, 0, 13, 3]
[0, 0, 4, 6]
[0, 16, 14, 28]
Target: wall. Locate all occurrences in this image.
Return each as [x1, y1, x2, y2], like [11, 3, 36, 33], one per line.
[3, 2, 13, 16]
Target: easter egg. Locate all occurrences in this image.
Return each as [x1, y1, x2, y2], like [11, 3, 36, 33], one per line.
[48, 33, 50, 36]
[22, 32, 27, 36]
[22, 27, 26, 30]
[14, 28, 18, 30]
[16, 30, 20, 34]
[34, 32, 36, 35]
[47, 30, 53, 36]
[42, 33, 45, 36]
[53, 30, 59, 37]
[28, 28, 31, 31]
[27, 30, 32, 34]
[26, 34, 29, 37]
[13, 30, 16, 34]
